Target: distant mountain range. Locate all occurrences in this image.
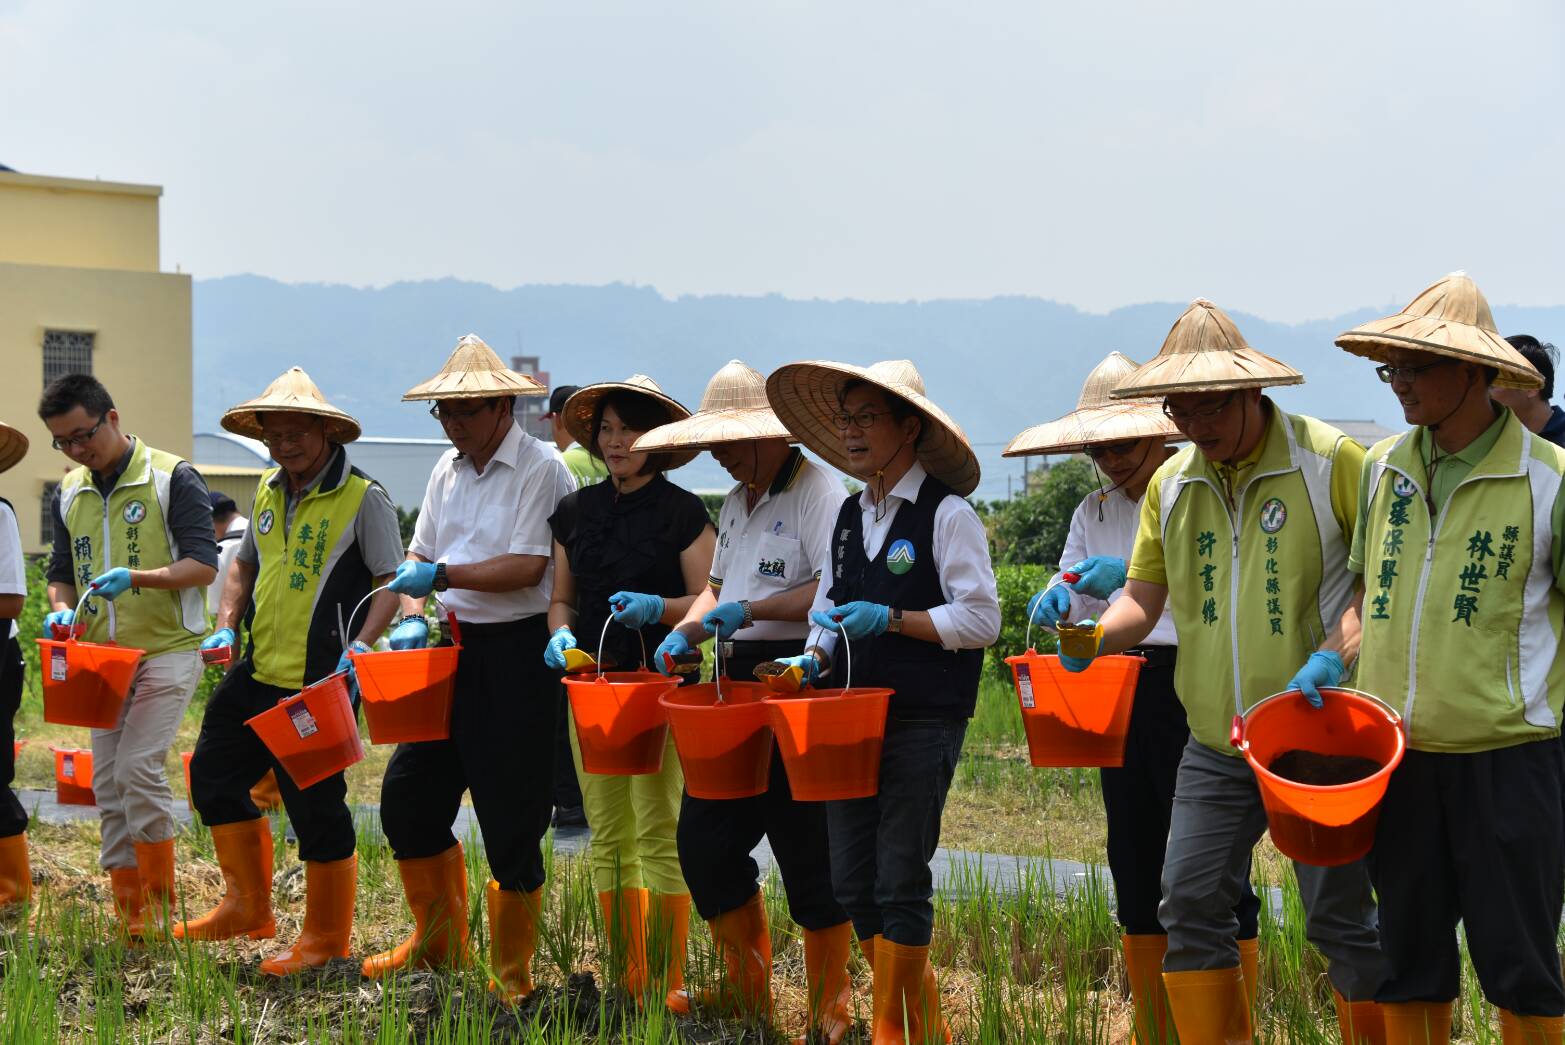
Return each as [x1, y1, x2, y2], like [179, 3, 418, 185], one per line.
[194, 275, 1565, 502]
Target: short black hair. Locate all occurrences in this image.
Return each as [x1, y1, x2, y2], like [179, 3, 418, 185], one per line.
[38, 373, 115, 421]
[589, 390, 676, 476]
[210, 491, 238, 520]
[548, 385, 580, 415]
[1506, 335, 1558, 399]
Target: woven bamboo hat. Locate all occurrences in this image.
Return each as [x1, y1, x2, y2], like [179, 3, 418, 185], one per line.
[1335, 272, 1542, 390]
[765, 359, 980, 496]
[563, 376, 698, 469]
[0, 421, 28, 473]
[402, 333, 549, 401]
[1110, 299, 1303, 400]
[631, 360, 795, 454]
[221, 367, 362, 444]
[1004, 352, 1182, 457]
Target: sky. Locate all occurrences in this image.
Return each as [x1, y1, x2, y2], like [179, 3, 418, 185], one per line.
[2, 0, 1562, 322]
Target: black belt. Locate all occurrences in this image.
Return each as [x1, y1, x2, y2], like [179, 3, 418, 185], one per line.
[717, 638, 802, 660]
[1125, 645, 1177, 668]
[442, 615, 546, 639]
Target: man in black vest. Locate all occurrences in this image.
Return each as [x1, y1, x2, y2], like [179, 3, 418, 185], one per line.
[766, 360, 1000, 1045]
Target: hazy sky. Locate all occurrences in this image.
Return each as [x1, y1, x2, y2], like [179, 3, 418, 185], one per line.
[3, 1, 1561, 321]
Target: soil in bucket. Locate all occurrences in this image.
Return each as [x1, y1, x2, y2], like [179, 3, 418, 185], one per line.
[662, 681, 773, 800]
[1268, 750, 1382, 786]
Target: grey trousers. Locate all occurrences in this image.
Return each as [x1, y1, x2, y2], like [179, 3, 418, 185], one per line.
[1158, 737, 1388, 1001]
[91, 650, 201, 869]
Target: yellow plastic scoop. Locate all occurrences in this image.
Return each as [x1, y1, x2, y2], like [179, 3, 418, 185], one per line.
[562, 648, 599, 673]
[755, 661, 806, 693]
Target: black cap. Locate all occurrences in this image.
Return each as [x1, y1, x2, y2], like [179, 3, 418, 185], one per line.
[547, 385, 581, 416]
[210, 491, 238, 517]
[1506, 335, 1558, 400]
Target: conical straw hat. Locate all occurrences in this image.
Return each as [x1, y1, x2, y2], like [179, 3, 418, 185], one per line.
[1109, 299, 1304, 400]
[632, 360, 795, 454]
[1004, 352, 1182, 457]
[221, 367, 362, 444]
[402, 333, 549, 401]
[0, 421, 28, 474]
[765, 359, 980, 496]
[1335, 272, 1542, 390]
[563, 376, 698, 470]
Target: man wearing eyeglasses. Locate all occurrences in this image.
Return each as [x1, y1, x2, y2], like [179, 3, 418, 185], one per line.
[37, 373, 219, 941]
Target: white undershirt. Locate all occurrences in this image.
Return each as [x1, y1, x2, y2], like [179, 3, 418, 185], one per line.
[1049, 486, 1177, 647]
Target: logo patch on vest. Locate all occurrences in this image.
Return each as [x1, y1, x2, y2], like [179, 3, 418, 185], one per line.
[886, 539, 916, 575]
[122, 500, 146, 525]
[1392, 474, 1417, 499]
[257, 509, 275, 535]
[1258, 498, 1287, 534]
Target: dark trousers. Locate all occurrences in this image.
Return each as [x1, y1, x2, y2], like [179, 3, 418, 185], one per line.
[190, 659, 356, 862]
[0, 637, 26, 839]
[379, 616, 556, 892]
[1369, 740, 1565, 1015]
[1103, 650, 1261, 937]
[678, 647, 846, 930]
[826, 715, 967, 947]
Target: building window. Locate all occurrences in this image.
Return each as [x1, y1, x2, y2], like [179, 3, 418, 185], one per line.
[43, 330, 94, 385]
[40, 482, 59, 547]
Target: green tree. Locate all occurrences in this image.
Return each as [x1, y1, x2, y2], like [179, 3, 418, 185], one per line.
[396, 506, 419, 547]
[988, 458, 1099, 568]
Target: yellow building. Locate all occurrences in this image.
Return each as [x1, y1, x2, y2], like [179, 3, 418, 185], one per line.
[0, 167, 193, 552]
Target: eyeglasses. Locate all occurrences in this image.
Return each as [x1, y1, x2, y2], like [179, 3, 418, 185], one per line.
[832, 409, 888, 431]
[258, 428, 317, 448]
[51, 418, 106, 451]
[429, 401, 491, 423]
[1375, 361, 1449, 384]
[1162, 392, 1236, 425]
[1084, 440, 1139, 460]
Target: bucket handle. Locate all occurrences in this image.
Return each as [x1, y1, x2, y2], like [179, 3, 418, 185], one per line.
[1233, 685, 1404, 751]
[712, 632, 725, 705]
[343, 584, 464, 656]
[53, 588, 96, 643]
[595, 616, 649, 678]
[1022, 571, 1081, 655]
[805, 622, 852, 692]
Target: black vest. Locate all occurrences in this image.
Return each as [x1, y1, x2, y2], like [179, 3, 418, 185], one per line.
[825, 474, 983, 719]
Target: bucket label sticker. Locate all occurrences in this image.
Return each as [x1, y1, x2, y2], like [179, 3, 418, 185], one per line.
[62, 754, 75, 778]
[122, 500, 147, 525]
[50, 647, 68, 682]
[287, 702, 319, 739]
[1016, 663, 1035, 709]
[886, 539, 917, 575]
[1258, 498, 1287, 534]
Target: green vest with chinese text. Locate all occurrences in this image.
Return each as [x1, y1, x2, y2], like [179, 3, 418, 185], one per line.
[1356, 413, 1565, 753]
[1153, 408, 1355, 754]
[58, 438, 206, 656]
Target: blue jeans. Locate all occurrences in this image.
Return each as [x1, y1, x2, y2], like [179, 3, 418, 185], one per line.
[826, 716, 967, 946]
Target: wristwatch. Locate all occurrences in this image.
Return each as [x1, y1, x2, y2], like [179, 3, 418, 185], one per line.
[887, 607, 904, 634]
[433, 562, 450, 593]
[739, 600, 754, 630]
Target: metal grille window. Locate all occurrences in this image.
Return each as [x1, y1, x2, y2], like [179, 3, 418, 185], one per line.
[43, 330, 94, 385]
[40, 482, 59, 547]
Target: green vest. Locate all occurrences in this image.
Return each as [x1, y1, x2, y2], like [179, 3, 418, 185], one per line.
[58, 438, 205, 656]
[1155, 408, 1355, 754]
[1357, 413, 1565, 752]
[249, 457, 373, 690]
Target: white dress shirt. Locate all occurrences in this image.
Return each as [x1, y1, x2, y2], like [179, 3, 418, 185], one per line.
[710, 452, 840, 642]
[208, 515, 248, 616]
[810, 461, 1001, 658]
[0, 501, 23, 641]
[409, 422, 576, 624]
[1049, 487, 1177, 647]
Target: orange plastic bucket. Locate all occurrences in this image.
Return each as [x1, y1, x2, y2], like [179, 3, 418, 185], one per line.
[661, 680, 774, 799]
[350, 644, 459, 745]
[565, 671, 678, 775]
[182, 751, 282, 811]
[1240, 687, 1405, 867]
[52, 747, 95, 806]
[766, 687, 891, 801]
[244, 673, 365, 790]
[1004, 651, 1143, 768]
[36, 637, 145, 728]
[12, 739, 23, 759]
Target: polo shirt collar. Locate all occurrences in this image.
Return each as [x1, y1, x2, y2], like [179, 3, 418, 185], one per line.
[460, 418, 525, 475]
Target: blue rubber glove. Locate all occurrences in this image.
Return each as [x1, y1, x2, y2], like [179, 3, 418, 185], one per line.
[44, 609, 76, 639]
[653, 631, 691, 676]
[1286, 650, 1344, 709]
[388, 560, 439, 598]
[809, 602, 891, 641]
[774, 653, 822, 686]
[702, 601, 747, 639]
[1026, 586, 1072, 631]
[1058, 619, 1104, 674]
[389, 616, 429, 650]
[336, 640, 370, 698]
[87, 567, 134, 601]
[202, 628, 236, 653]
[609, 591, 665, 630]
[544, 626, 577, 670]
[1066, 556, 1128, 600]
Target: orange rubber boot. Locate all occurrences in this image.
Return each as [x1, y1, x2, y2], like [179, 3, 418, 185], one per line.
[110, 866, 144, 939]
[361, 843, 470, 977]
[1334, 989, 1387, 1045]
[1122, 934, 1171, 1044]
[711, 890, 773, 1017]
[260, 855, 357, 975]
[1238, 937, 1260, 1014]
[649, 892, 691, 1013]
[1161, 966, 1251, 1045]
[1500, 1010, 1565, 1045]
[872, 937, 948, 1045]
[794, 921, 855, 1045]
[597, 888, 650, 997]
[487, 881, 542, 1004]
[0, 833, 31, 907]
[172, 818, 276, 941]
[134, 839, 177, 936]
[1382, 1002, 1453, 1045]
[249, 770, 282, 812]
